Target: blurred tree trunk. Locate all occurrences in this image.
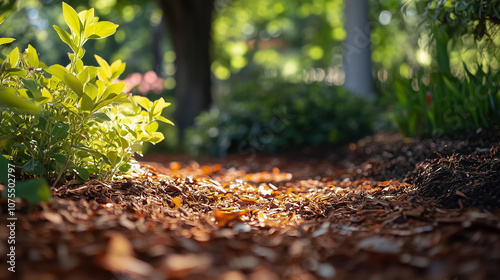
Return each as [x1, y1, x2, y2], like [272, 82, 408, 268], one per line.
[157, 0, 214, 139]
[343, 0, 374, 100]
[152, 17, 164, 76]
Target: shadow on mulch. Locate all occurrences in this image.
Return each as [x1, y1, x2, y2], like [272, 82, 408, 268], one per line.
[276, 128, 500, 211]
[407, 144, 500, 211]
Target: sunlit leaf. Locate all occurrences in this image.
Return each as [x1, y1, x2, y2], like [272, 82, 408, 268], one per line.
[118, 136, 129, 149]
[102, 82, 125, 100]
[64, 72, 84, 97]
[62, 2, 82, 35]
[84, 8, 95, 27]
[84, 82, 98, 100]
[53, 25, 76, 51]
[134, 96, 152, 110]
[89, 21, 118, 39]
[148, 132, 164, 144]
[0, 37, 15, 46]
[145, 122, 158, 135]
[110, 60, 126, 79]
[156, 115, 175, 126]
[78, 68, 90, 84]
[0, 87, 40, 113]
[94, 54, 110, 71]
[46, 64, 68, 81]
[7, 47, 19, 68]
[80, 93, 94, 112]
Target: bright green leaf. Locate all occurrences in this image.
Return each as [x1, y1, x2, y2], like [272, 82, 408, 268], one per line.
[156, 115, 175, 126]
[0, 87, 41, 113]
[134, 96, 152, 110]
[84, 8, 95, 27]
[0, 37, 15, 46]
[84, 83, 98, 100]
[153, 98, 170, 116]
[101, 82, 125, 100]
[90, 21, 118, 39]
[7, 47, 19, 68]
[46, 64, 68, 81]
[78, 68, 90, 84]
[64, 73, 84, 97]
[110, 60, 126, 79]
[149, 132, 165, 144]
[39, 88, 52, 103]
[53, 25, 76, 51]
[62, 2, 82, 35]
[26, 45, 39, 68]
[145, 121, 159, 134]
[94, 54, 111, 78]
[80, 93, 94, 112]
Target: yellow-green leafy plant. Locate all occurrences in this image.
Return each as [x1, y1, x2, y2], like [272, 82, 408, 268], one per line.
[0, 3, 173, 194]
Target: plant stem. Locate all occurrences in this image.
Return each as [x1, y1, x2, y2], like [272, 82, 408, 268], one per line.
[51, 134, 74, 188]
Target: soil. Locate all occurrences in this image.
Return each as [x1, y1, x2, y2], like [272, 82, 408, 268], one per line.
[1, 128, 499, 280]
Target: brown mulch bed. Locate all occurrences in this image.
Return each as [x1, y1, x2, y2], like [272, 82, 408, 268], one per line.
[1, 129, 499, 280]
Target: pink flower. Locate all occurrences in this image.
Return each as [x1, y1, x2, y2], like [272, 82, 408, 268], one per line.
[119, 72, 165, 95]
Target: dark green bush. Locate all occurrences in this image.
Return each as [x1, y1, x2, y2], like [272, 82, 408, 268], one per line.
[186, 80, 375, 156]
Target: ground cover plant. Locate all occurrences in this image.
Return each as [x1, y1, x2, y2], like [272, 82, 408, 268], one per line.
[0, 3, 172, 202]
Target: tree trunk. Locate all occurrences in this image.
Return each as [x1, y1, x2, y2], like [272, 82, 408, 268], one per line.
[157, 0, 214, 138]
[343, 0, 374, 100]
[152, 17, 164, 76]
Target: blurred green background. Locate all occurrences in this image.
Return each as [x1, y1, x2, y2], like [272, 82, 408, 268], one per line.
[2, 0, 499, 156]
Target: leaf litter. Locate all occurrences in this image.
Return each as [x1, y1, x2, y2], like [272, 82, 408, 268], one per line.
[1, 132, 500, 280]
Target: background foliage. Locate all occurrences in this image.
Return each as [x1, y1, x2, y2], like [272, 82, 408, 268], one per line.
[186, 80, 375, 156]
[1, 0, 500, 158]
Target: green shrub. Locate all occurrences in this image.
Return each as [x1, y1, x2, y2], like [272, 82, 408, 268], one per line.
[393, 68, 500, 137]
[392, 30, 500, 137]
[186, 80, 374, 156]
[0, 2, 173, 189]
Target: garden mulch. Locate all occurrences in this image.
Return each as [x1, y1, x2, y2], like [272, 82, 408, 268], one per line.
[1, 128, 499, 280]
